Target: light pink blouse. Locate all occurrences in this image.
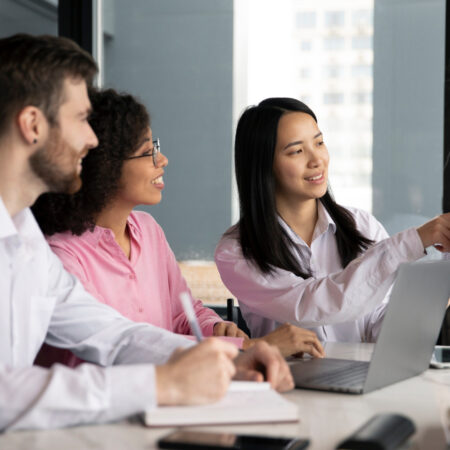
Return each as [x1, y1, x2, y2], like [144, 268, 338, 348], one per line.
[36, 211, 241, 367]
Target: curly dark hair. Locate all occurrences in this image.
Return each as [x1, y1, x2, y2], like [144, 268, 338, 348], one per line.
[31, 87, 150, 235]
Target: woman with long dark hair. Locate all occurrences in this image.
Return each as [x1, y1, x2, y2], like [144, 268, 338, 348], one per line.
[32, 89, 324, 367]
[215, 97, 450, 342]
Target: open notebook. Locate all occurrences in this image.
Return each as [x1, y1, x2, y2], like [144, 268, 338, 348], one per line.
[143, 381, 299, 427]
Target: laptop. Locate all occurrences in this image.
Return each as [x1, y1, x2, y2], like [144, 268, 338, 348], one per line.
[290, 259, 450, 394]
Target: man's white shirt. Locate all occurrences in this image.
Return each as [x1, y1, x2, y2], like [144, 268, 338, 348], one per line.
[0, 197, 192, 431]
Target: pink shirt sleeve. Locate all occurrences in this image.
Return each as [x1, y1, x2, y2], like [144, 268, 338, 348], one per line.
[152, 223, 244, 348]
[160, 227, 221, 336]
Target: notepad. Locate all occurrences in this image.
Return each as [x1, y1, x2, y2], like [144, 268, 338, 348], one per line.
[144, 381, 299, 427]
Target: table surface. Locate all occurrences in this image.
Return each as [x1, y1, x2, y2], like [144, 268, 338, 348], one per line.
[1, 342, 449, 449]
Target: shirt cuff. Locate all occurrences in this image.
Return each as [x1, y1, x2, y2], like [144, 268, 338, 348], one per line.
[201, 319, 221, 337]
[108, 364, 157, 420]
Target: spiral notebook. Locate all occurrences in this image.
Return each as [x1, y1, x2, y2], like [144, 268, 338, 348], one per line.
[143, 381, 299, 427]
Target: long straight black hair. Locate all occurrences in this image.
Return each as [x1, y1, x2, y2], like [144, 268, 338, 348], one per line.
[231, 97, 373, 279]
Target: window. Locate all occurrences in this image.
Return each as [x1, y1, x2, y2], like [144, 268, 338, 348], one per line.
[300, 95, 312, 104]
[352, 9, 373, 27]
[300, 40, 312, 51]
[352, 92, 372, 104]
[299, 68, 312, 78]
[324, 36, 345, 50]
[325, 11, 345, 27]
[352, 64, 372, 77]
[324, 93, 344, 104]
[238, 0, 445, 230]
[352, 35, 372, 50]
[323, 65, 345, 78]
[103, 2, 234, 260]
[296, 11, 316, 28]
[0, 0, 57, 37]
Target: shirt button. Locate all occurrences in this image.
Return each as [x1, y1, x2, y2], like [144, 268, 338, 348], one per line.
[129, 273, 135, 280]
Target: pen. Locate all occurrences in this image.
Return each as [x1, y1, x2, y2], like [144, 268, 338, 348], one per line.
[180, 291, 204, 342]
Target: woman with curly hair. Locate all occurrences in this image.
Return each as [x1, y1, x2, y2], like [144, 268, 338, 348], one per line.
[32, 88, 325, 367]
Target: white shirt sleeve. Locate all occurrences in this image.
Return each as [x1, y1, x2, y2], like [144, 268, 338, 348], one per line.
[215, 226, 425, 329]
[0, 363, 157, 431]
[0, 207, 193, 432]
[0, 249, 192, 431]
[44, 245, 193, 366]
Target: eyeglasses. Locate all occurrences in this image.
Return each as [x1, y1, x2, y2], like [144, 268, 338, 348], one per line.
[125, 138, 161, 166]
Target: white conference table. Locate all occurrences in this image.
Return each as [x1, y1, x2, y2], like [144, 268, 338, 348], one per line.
[1, 342, 449, 449]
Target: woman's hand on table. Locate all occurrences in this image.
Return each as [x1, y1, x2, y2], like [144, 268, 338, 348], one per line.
[242, 323, 325, 358]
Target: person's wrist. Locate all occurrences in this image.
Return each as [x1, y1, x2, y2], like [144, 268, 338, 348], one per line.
[241, 338, 259, 351]
[416, 225, 428, 249]
[155, 364, 179, 406]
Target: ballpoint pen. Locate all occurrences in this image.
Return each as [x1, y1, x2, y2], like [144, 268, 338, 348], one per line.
[180, 291, 204, 342]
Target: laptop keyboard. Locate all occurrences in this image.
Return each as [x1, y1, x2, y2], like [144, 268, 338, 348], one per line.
[308, 361, 369, 387]
[295, 359, 370, 389]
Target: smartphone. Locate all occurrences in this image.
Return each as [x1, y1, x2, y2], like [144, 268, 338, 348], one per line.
[433, 345, 450, 363]
[157, 430, 309, 450]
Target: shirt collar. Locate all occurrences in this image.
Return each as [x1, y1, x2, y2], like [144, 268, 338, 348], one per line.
[81, 211, 143, 247]
[314, 201, 337, 238]
[278, 200, 337, 246]
[0, 197, 42, 241]
[0, 197, 46, 262]
[0, 196, 18, 240]
[81, 226, 105, 247]
[127, 211, 143, 241]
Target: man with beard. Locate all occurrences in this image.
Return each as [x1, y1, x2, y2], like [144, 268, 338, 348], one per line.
[0, 34, 294, 432]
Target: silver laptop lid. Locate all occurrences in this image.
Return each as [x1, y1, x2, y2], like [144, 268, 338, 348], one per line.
[364, 259, 450, 393]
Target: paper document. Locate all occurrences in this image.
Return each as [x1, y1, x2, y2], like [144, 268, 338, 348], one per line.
[227, 381, 271, 392]
[144, 381, 298, 427]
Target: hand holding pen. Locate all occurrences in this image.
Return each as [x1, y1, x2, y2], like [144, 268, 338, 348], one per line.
[180, 291, 204, 342]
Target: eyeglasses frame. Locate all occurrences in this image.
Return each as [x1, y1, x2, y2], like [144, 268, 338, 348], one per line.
[124, 138, 161, 166]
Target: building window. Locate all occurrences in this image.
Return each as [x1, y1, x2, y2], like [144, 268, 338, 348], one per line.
[324, 36, 345, 50]
[299, 68, 312, 78]
[352, 64, 372, 77]
[324, 93, 344, 104]
[300, 95, 312, 105]
[323, 65, 345, 78]
[325, 11, 345, 27]
[300, 40, 312, 51]
[352, 9, 373, 27]
[296, 11, 316, 28]
[352, 92, 372, 104]
[352, 35, 372, 50]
